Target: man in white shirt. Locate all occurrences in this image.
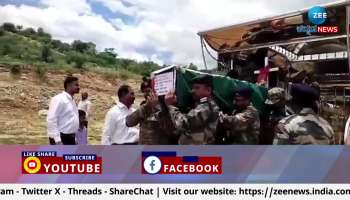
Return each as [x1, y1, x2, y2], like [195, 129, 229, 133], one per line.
[101, 85, 139, 145]
[345, 115, 350, 144]
[78, 92, 92, 120]
[47, 76, 80, 145]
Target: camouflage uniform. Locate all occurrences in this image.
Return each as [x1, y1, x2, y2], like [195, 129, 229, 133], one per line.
[220, 104, 260, 144]
[266, 88, 289, 129]
[273, 108, 335, 145]
[261, 87, 293, 144]
[126, 104, 176, 145]
[167, 97, 219, 145]
[274, 83, 334, 145]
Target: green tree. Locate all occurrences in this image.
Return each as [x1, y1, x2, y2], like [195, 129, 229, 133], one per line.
[139, 61, 160, 76]
[86, 42, 96, 55]
[60, 43, 71, 52]
[2, 22, 17, 33]
[37, 27, 44, 36]
[118, 58, 134, 69]
[68, 53, 86, 68]
[51, 40, 63, 49]
[104, 48, 118, 58]
[72, 40, 89, 53]
[41, 44, 51, 62]
[16, 25, 23, 32]
[74, 56, 85, 69]
[96, 52, 116, 66]
[95, 48, 118, 66]
[35, 27, 51, 43]
[14, 47, 24, 59]
[52, 40, 71, 52]
[21, 27, 36, 37]
[2, 44, 11, 55]
[0, 28, 4, 37]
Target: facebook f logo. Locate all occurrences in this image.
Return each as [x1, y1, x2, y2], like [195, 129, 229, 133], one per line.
[143, 156, 162, 174]
[150, 160, 155, 171]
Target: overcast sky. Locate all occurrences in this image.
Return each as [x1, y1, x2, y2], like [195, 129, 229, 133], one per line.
[0, 0, 337, 68]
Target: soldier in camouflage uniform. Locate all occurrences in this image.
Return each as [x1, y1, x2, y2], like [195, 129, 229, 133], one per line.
[273, 84, 335, 145]
[219, 88, 260, 144]
[126, 91, 176, 145]
[163, 75, 220, 145]
[261, 87, 293, 144]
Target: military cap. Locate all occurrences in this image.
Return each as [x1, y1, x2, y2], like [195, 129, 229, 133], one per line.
[191, 74, 213, 87]
[235, 87, 252, 99]
[265, 87, 285, 105]
[291, 83, 319, 100]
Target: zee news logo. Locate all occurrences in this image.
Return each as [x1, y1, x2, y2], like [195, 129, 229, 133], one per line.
[297, 6, 339, 34]
[22, 151, 102, 174]
[142, 151, 222, 175]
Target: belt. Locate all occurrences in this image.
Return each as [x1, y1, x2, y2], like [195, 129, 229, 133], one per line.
[112, 142, 138, 145]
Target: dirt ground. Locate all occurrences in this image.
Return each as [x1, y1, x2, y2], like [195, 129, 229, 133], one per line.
[0, 66, 143, 145]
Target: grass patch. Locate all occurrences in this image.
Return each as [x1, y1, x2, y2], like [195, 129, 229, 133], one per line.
[118, 69, 132, 80]
[34, 64, 47, 80]
[87, 66, 140, 81]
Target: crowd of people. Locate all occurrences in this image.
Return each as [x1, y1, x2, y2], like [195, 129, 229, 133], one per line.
[46, 74, 337, 145]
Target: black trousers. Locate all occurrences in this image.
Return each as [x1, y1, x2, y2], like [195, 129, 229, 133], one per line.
[49, 137, 56, 145]
[60, 133, 76, 145]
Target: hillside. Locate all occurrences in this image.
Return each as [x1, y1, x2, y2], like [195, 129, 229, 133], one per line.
[0, 65, 143, 144]
[0, 22, 161, 144]
[0, 22, 200, 144]
[0, 22, 161, 79]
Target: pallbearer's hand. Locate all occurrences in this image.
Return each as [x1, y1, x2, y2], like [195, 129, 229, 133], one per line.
[146, 91, 158, 108]
[271, 19, 287, 30]
[164, 91, 176, 106]
[218, 111, 225, 123]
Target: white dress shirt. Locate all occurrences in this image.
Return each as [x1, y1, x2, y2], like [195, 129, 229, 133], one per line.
[344, 116, 350, 143]
[101, 102, 139, 145]
[78, 99, 92, 119]
[47, 91, 79, 143]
